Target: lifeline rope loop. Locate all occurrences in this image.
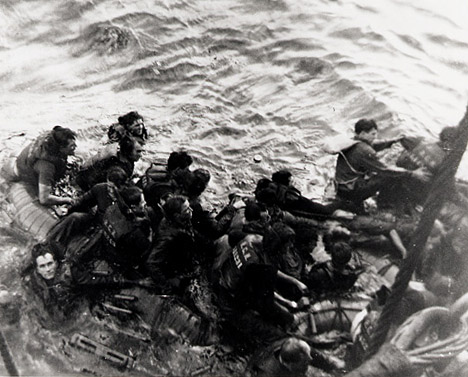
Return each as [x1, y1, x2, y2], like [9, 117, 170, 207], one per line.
[368, 104, 468, 356]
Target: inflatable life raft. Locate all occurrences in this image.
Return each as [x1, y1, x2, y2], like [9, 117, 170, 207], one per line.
[7, 182, 58, 241]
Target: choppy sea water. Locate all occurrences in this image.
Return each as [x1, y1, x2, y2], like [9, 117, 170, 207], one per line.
[1, 0, 468, 375]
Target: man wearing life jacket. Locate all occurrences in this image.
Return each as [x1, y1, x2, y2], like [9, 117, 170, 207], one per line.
[389, 126, 460, 209]
[334, 119, 429, 210]
[216, 231, 309, 336]
[75, 135, 143, 191]
[145, 195, 199, 293]
[47, 166, 129, 247]
[23, 241, 146, 326]
[15, 126, 77, 206]
[107, 111, 148, 144]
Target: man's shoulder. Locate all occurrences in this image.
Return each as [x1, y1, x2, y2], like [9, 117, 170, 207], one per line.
[347, 141, 376, 159]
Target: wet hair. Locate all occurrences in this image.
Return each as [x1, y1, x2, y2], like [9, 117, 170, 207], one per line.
[45, 126, 77, 155]
[118, 111, 143, 127]
[187, 169, 210, 197]
[279, 338, 311, 368]
[439, 126, 459, 149]
[255, 178, 272, 194]
[255, 187, 278, 206]
[244, 200, 266, 221]
[162, 195, 188, 222]
[167, 151, 193, 172]
[263, 223, 295, 258]
[119, 135, 137, 157]
[31, 242, 61, 267]
[106, 166, 128, 187]
[330, 241, 352, 267]
[272, 170, 292, 186]
[119, 186, 143, 206]
[354, 119, 378, 134]
[323, 227, 351, 250]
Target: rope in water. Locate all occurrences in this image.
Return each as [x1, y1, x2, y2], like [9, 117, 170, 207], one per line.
[0, 330, 19, 376]
[368, 105, 468, 357]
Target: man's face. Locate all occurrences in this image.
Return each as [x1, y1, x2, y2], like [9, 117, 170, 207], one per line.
[36, 253, 57, 280]
[131, 194, 147, 216]
[59, 139, 77, 156]
[129, 142, 144, 162]
[357, 128, 378, 144]
[179, 200, 193, 223]
[128, 118, 145, 137]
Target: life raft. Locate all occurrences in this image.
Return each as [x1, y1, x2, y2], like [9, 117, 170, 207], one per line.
[294, 294, 372, 336]
[6, 182, 58, 241]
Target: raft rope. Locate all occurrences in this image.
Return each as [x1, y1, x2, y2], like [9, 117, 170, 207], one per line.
[368, 105, 468, 357]
[0, 330, 19, 376]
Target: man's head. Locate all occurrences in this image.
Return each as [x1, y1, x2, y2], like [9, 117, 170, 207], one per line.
[330, 241, 353, 269]
[187, 169, 210, 198]
[32, 243, 59, 281]
[50, 126, 77, 156]
[278, 337, 312, 374]
[106, 166, 128, 188]
[439, 126, 459, 151]
[120, 186, 146, 216]
[354, 119, 378, 144]
[162, 195, 192, 226]
[120, 136, 144, 162]
[272, 170, 292, 186]
[118, 111, 146, 140]
[167, 151, 193, 172]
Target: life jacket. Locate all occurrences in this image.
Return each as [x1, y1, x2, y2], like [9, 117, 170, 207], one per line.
[101, 192, 134, 248]
[397, 137, 445, 173]
[310, 261, 358, 293]
[17, 132, 68, 182]
[219, 234, 263, 292]
[141, 163, 179, 209]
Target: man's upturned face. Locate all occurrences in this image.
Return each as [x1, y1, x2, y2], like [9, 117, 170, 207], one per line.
[179, 200, 193, 223]
[60, 139, 77, 156]
[36, 253, 57, 281]
[357, 128, 378, 144]
[128, 118, 145, 137]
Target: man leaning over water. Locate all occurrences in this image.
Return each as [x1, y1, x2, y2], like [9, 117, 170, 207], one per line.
[334, 119, 430, 211]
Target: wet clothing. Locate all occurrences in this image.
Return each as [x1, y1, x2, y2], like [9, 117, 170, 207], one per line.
[70, 182, 120, 218]
[16, 132, 68, 190]
[304, 260, 359, 295]
[22, 259, 129, 325]
[23, 264, 76, 322]
[397, 137, 445, 173]
[146, 219, 199, 292]
[248, 338, 338, 377]
[47, 182, 121, 247]
[216, 235, 294, 329]
[248, 338, 307, 377]
[258, 180, 337, 218]
[335, 140, 412, 205]
[75, 154, 134, 191]
[191, 199, 237, 240]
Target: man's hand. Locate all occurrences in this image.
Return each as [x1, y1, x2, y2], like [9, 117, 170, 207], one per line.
[410, 167, 431, 183]
[136, 278, 156, 289]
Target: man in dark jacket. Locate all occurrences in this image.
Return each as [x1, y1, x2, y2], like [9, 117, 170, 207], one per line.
[335, 119, 429, 209]
[75, 135, 143, 191]
[145, 195, 198, 293]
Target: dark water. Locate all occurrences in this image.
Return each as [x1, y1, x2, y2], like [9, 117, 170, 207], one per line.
[1, 0, 468, 375]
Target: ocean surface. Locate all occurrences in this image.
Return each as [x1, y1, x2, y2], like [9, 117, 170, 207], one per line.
[1, 0, 468, 375]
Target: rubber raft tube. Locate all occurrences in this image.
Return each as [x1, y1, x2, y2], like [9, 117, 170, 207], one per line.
[7, 182, 57, 241]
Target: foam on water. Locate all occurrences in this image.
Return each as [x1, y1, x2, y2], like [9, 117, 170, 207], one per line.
[1, 0, 468, 374]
